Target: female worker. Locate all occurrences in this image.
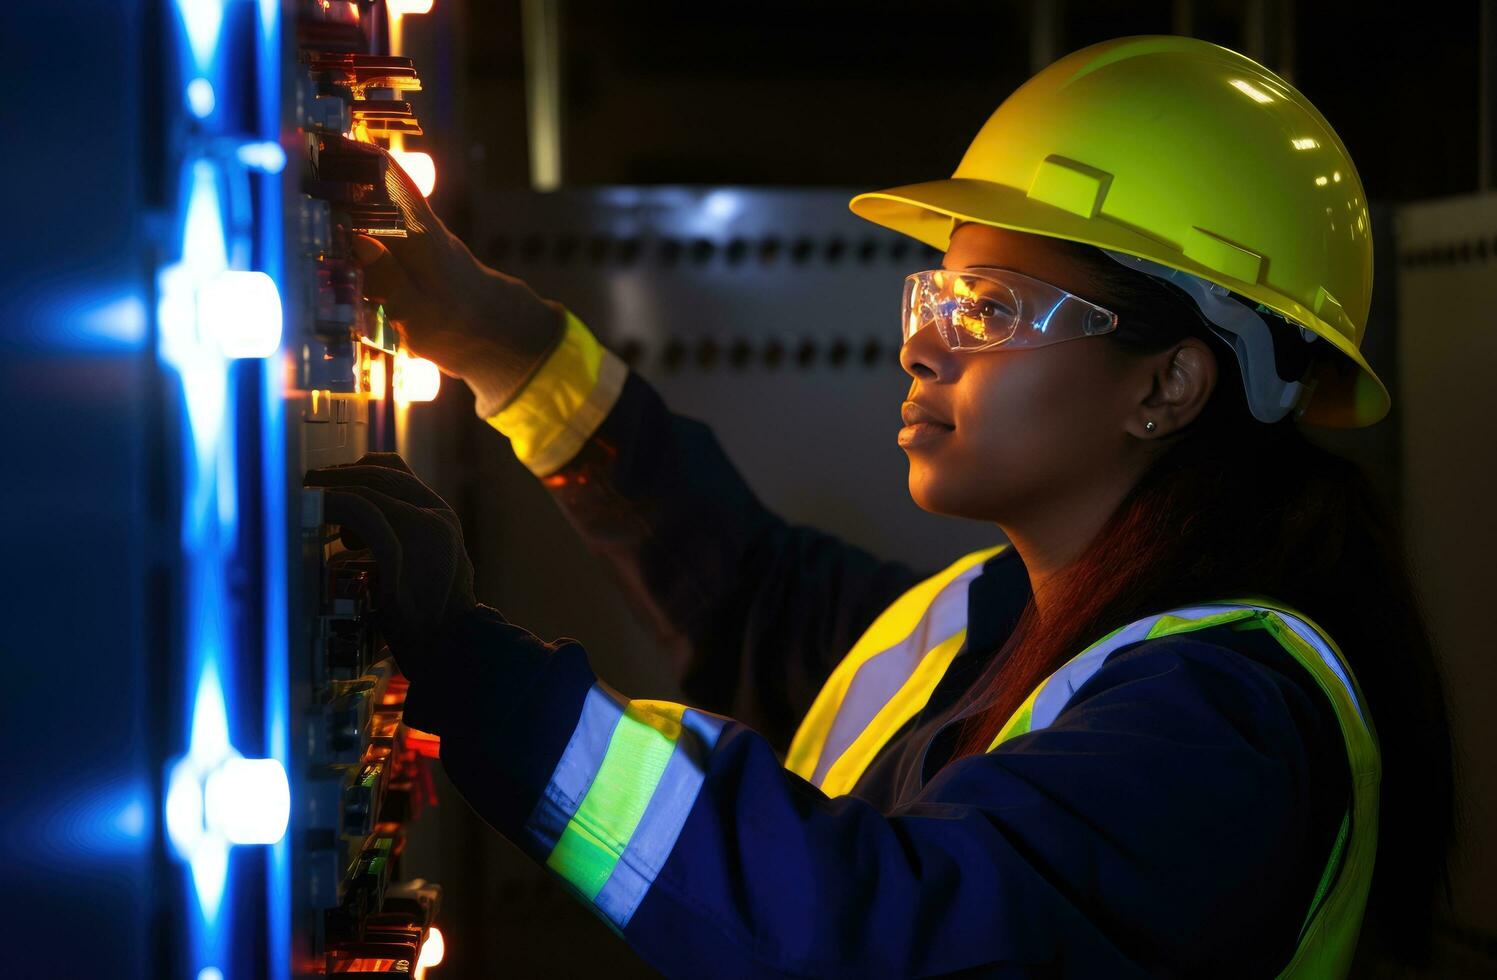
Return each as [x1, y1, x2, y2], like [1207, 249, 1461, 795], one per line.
[309, 36, 1453, 977]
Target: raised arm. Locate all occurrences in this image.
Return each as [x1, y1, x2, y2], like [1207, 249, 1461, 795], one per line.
[496, 314, 923, 748]
[354, 153, 923, 747]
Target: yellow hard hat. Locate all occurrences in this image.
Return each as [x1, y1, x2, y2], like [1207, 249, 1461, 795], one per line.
[850, 35, 1386, 427]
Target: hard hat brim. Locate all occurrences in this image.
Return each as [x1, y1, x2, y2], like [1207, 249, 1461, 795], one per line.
[850, 177, 1390, 428]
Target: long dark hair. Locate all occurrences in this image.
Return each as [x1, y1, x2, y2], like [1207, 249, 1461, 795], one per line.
[948, 240, 1455, 965]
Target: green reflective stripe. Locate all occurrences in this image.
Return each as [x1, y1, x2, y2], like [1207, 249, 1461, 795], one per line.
[1300, 810, 1351, 942]
[990, 692, 1037, 747]
[546, 701, 686, 900]
[1146, 607, 1262, 639]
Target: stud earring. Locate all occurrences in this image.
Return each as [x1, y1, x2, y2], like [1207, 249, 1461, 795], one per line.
[1144, 420, 1157, 433]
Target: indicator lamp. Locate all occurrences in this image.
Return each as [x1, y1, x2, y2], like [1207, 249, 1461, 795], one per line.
[394, 349, 441, 403]
[415, 926, 446, 979]
[202, 271, 284, 359]
[186, 77, 216, 118]
[165, 666, 290, 920]
[390, 150, 436, 197]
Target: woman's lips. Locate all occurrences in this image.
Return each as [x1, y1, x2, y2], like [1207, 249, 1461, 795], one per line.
[899, 400, 953, 448]
[898, 420, 954, 448]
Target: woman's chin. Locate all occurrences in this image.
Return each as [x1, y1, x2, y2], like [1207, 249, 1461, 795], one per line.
[908, 466, 1004, 521]
[907, 469, 959, 516]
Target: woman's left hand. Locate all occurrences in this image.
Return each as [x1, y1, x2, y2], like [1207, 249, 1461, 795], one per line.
[303, 452, 475, 681]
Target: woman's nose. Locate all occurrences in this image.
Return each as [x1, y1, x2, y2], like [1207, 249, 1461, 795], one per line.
[899, 322, 960, 383]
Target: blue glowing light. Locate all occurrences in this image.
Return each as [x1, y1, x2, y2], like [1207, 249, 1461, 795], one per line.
[166, 665, 290, 923]
[250, 1, 291, 975]
[176, 0, 227, 74]
[186, 77, 216, 118]
[165, 0, 290, 974]
[236, 140, 287, 174]
[158, 152, 287, 962]
[12, 777, 153, 870]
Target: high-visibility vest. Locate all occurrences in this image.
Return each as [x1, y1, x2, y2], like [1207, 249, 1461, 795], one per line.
[785, 545, 1380, 979]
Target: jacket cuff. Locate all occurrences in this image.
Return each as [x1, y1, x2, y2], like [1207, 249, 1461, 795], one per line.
[408, 605, 600, 839]
[481, 309, 628, 478]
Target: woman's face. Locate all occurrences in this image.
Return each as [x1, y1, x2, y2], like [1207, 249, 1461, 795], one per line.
[898, 222, 1156, 523]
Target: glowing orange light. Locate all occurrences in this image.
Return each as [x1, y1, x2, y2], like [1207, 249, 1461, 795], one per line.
[390, 150, 436, 197]
[365, 349, 388, 397]
[388, 0, 435, 14]
[394, 349, 441, 403]
[414, 926, 445, 979]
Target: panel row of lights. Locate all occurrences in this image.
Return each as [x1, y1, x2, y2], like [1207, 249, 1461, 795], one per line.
[161, 2, 446, 979]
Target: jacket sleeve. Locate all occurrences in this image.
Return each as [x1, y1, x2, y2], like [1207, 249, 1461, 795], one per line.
[412, 606, 1348, 979]
[478, 310, 924, 749]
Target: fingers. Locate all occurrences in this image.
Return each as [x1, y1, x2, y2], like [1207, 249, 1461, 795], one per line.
[318, 488, 404, 595]
[351, 234, 417, 311]
[320, 483, 466, 634]
[379, 148, 440, 235]
[305, 459, 450, 510]
[306, 452, 414, 475]
[353, 452, 414, 474]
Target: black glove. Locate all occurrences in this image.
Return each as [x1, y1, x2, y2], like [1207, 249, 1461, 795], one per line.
[303, 453, 475, 682]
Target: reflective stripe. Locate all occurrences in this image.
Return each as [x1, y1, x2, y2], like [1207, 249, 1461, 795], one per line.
[809, 576, 972, 787]
[1028, 615, 1162, 733]
[992, 603, 1373, 750]
[784, 544, 1007, 789]
[487, 309, 628, 478]
[594, 709, 726, 926]
[526, 684, 626, 855]
[527, 684, 726, 931]
[982, 598, 1380, 980]
[818, 630, 967, 798]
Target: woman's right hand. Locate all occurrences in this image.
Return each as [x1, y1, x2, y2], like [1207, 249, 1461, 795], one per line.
[354, 151, 566, 414]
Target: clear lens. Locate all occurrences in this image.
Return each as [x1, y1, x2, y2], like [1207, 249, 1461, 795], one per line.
[904, 271, 1019, 348]
[901, 267, 1118, 352]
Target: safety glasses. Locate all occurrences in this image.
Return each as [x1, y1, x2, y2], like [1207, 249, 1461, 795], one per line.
[902, 266, 1119, 352]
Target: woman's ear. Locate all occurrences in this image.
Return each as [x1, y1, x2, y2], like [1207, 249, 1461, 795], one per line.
[1127, 337, 1218, 439]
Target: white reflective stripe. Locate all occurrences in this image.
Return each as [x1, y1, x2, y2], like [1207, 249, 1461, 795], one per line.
[524, 683, 627, 855]
[809, 562, 982, 787]
[592, 708, 728, 929]
[1177, 602, 1367, 724]
[1029, 616, 1158, 732]
[1221, 603, 1367, 725]
[1029, 603, 1366, 736]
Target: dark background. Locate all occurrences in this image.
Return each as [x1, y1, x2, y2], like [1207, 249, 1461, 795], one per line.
[428, 2, 1484, 201]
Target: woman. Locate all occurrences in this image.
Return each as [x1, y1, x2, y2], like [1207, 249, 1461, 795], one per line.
[310, 36, 1453, 977]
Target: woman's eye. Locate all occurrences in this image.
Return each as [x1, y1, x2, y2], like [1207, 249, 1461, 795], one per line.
[970, 298, 1012, 320]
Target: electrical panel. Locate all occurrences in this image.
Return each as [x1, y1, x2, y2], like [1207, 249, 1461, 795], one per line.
[289, 3, 446, 978]
[34, 1, 457, 976]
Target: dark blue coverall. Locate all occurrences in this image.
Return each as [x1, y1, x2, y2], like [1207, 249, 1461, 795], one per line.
[402, 369, 1350, 978]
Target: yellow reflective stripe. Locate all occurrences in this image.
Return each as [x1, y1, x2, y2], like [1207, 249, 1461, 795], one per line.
[985, 617, 1140, 752]
[486, 309, 628, 477]
[1254, 610, 1379, 770]
[1145, 607, 1262, 640]
[544, 700, 686, 899]
[975, 596, 1380, 980]
[1238, 605, 1379, 980]
[784, 543, 1007, 782]
[818, 630, 967, 798]
[988, 687, 1039, 750]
